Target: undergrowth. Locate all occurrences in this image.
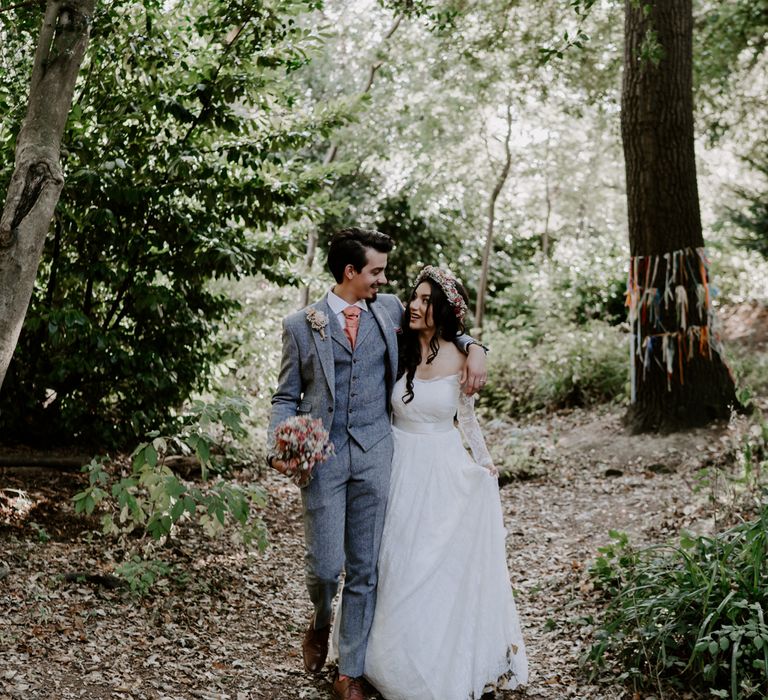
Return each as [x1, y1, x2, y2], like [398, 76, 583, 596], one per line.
[587, 509, 768, 699]
[73, 397, 268, 595]
[478, 319, 629, 418]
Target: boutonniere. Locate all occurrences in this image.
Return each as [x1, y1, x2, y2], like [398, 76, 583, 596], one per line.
[306, 307, 329, 340]
[394, 326, 402, 335]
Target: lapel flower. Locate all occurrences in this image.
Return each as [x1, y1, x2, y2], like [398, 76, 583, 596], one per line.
[306, 307, 329, 340]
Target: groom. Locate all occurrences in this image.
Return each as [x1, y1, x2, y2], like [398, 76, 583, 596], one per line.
[268, 227, 486, 700]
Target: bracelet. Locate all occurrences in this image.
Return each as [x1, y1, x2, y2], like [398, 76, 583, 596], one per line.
[467, 340, 489, 353]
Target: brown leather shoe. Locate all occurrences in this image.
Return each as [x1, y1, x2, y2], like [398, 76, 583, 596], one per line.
[302, 615, 330, 673]
[332, 675, 367, 700]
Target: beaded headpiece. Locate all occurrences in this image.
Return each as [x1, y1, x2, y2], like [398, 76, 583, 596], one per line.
[414, 265, 468, 321]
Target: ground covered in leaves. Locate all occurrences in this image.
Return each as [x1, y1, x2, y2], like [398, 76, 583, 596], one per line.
[3, 301, 767, 700]
[2, 396, 760, 700]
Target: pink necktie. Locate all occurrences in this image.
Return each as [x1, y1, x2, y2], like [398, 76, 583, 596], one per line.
[342, 306, 361, 349]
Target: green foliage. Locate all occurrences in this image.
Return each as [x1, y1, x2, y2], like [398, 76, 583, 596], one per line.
[694, 0, 768, 146]
[730, 348, 768, 407]
[538, 27, 592, 63]
[115, 556, 172, 596]
[490, 234, 627, 327]
[693, 415, 768, 526]
[211, 279, 296, 447]
[73, 397, 268, 548]
[476, 231, 628, 418]
[695, 0, 768, 94]
[0, 0, 345, 446]
[587, 514, 768, 698]
[478, 319, 628, 418]
[28, 522, 51, 543]
[374, 192, 465, 296]
[726, 152, 768, 258]
[730, 420, 768, 506]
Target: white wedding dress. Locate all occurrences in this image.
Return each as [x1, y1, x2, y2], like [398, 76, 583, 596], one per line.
[362, 373, 528, 700]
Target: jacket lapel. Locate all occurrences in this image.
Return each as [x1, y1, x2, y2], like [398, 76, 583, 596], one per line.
[311, 296, 336, 401]
[330, 310, 352, 353]
[370, 302, 399, 385]
[353, 307, 376, 348]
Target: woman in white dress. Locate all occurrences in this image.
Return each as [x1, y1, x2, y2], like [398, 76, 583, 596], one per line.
[362, 266, 528, 700]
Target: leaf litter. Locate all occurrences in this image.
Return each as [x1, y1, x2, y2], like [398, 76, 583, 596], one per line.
[0, 401, 760, 700]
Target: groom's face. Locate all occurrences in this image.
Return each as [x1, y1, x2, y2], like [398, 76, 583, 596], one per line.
[347, 248, 388, 302]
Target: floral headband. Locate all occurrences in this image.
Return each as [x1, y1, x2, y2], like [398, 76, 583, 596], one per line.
[414, 265, 468, 321]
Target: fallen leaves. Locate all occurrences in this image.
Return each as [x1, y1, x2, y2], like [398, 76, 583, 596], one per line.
[1, 403, 760, 699]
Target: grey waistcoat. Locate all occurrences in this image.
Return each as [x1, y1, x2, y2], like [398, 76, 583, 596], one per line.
[329, 308, 390, 452]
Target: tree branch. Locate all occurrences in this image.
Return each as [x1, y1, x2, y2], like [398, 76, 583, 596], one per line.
[475, 97, 515, 334]
[299, 13, 404, 307]
[177, 21, 247, 151]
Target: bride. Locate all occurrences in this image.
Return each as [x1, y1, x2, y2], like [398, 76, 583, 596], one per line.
[362, 266, 528, 699]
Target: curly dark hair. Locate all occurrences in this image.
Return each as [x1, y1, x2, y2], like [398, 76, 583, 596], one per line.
[398, 277, 469, 404]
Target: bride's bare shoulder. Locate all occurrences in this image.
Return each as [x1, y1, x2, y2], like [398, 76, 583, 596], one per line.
[436, 340, 465, 374]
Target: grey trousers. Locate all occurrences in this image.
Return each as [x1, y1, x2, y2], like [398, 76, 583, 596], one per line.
[301, 433, 393, 677]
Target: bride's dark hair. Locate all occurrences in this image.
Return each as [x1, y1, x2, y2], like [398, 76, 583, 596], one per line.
[398, 277, 469, 404]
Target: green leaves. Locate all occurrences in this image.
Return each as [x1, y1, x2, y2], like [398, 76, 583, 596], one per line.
[73, 457, 112, 516]
[114, 556, 172, 596]
[71, 397, 268, 548]
[587, 509, 768, 697]
[0, 0, 345, 446]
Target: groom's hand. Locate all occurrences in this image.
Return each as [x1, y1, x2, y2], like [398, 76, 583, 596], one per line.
[461, 344, 487, 395]
[270, 456, 298, 475]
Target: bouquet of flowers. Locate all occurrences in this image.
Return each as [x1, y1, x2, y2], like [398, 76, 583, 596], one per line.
[272, 416, 335, 487]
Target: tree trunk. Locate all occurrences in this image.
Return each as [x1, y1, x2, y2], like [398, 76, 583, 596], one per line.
[0, 0, 97, 391]
[541, 133, 552, 257]
[621, 0, 737, 433]
[475, 100, 513, 337]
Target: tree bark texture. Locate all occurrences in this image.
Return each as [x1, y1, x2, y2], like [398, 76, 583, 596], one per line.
[0, 0, 96, 391]
[621, 0, 737, 433]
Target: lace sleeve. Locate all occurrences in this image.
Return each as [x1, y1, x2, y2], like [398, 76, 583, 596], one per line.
[457, 391, 495, 472]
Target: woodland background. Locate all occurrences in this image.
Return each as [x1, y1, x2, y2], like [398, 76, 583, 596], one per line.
[1, 1, 768, 698]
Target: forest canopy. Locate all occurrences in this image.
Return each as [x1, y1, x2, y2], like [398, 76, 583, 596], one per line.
[0, 0, 766, 443]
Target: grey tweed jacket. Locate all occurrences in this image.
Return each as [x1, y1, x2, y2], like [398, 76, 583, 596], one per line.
[268, 292, 403, 450]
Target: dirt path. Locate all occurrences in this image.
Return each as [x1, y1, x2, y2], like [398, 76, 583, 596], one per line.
[0, 405, 747, 700]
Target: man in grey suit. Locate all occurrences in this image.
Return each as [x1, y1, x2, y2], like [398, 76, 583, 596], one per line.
[268, 228, 486, 700]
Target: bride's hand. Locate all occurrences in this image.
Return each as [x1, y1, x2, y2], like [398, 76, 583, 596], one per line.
[487, 465, 499, 477]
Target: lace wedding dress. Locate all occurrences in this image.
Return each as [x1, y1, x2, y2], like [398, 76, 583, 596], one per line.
[362, 373, 528, 700]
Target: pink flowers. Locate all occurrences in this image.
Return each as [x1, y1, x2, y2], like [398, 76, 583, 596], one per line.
[272, 416, 335, 487]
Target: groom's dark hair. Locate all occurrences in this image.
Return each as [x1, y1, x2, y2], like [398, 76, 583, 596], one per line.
[327, 227, 393, 283]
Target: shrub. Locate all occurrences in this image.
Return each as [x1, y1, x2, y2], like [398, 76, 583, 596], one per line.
[74, 397, 268, 551]
[0, 1, 339, 447]
[478, 320, 629, 417]
[115, 557, 173, 597]
[588, 512, 768, 699]
[489, 232, 628, 327]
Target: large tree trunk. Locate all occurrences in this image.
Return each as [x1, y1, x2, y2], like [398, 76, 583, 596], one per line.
[0, 0, 96, 391]
[622, 0, 737, 433]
